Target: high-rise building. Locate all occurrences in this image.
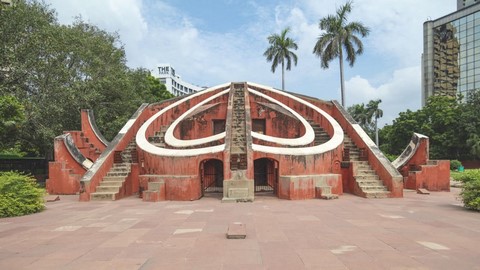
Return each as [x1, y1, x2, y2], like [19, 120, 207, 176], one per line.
[157, 64, 206, 96]
[457, 0, 479, 9]
[422, 3, 480, 105]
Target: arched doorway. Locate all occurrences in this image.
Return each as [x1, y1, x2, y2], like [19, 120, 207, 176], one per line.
[254, 158, 278, 194]
[200, 159, 224, 195]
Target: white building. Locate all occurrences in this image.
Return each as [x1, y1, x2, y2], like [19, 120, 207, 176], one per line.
[157, 64, 206, 96]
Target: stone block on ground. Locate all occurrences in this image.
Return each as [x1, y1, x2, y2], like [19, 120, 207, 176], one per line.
[226, 222, 246, 239]
[417, 188, 430, 195]
[45, 195, 60, 202]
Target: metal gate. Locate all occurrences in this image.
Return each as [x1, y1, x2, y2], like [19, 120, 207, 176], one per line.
[254, 158, 278, 193]
[201, 159, 223, 193]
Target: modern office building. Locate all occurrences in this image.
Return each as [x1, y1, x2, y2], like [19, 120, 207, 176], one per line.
[157, 64, 205, 96]
[422, 2, 480, 105]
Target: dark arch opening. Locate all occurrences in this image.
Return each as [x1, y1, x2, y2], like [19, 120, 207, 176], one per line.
[200, 159, 224, 195]
[254, 158, 278, 195]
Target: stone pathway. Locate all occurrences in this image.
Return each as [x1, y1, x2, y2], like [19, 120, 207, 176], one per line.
[0, 188, 479, 269]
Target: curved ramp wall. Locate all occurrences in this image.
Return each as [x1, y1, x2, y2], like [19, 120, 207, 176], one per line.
[47, 133, 92, 194]
[394, 133, 450, 191]
[81, 109, 109, 150]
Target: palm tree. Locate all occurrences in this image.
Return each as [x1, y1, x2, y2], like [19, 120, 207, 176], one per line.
[312, 1, 369, 107]
[263, 27, 298, 90]
[366, 99, 383, 146]
[348, 103, 369, 127]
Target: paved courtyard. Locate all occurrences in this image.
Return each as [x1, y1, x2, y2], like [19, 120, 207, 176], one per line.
[0, 188, 479, 270]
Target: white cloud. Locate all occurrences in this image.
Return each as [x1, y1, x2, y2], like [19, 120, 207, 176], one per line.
[44, 0, 458, 125]
[346, 66, 421, 126]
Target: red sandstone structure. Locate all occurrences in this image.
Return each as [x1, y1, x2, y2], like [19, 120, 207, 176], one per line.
[392, 133, 450, 192]
[46, 82, 444, 202]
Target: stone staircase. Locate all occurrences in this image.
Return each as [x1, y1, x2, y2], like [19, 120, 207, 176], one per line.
[90, 141, 137, 201]
[307, 120, 330, 145]
[354, 161, 389, 198]
[230, 85, 247, 170]
[148, 126, 168, 147]
[70, 131, 102, 160]
[343, 135, 361, 161]
[344, 135, 389, 198]
[90, 163, 130, 200]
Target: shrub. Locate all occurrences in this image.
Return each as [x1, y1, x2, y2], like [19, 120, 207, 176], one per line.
[0, 171, 45, 218]
[460, 179, 480, 211]
[383, 153, 397, 162]
[450, 159, 462, 170]
[454, 169, 480, 183]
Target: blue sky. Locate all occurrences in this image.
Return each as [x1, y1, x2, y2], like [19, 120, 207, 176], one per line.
[45, 0, 455, 126]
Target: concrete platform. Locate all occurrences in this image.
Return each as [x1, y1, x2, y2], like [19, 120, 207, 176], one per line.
[0, 188, 479, 269]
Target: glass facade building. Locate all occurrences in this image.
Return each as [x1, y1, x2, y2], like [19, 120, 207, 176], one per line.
[422, 3, 480, 105]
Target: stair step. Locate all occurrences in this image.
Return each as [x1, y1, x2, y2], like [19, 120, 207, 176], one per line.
[96, 186, 121, 192]
[357, 179, 383, 185]
[99, 180, 124, 186]
[110, 167, 130, 172]
[355, 175, 380, 180]
[359, 185, 388, 191]
[320, 194, 339, 200]
[364, 191, 389, 199]
[103, 176, 126, 182]
[357, 170, 377, 175]
[90, 192, 117, 201]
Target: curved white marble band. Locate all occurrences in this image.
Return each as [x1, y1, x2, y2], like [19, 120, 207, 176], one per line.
[248, 88, 314, 146]
[136, 83, 230, 157]
[164, 89, 229, 147]
[247, 82, 344, 155]
[137, 82, 344, 157]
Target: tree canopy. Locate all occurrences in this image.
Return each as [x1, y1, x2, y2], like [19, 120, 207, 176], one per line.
[0, 0, 172, 157]
[379, 93, 480, 160]
[347, 99, 383, 143]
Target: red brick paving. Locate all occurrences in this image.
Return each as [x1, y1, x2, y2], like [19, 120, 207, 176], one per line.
[0, 188, 479, 269]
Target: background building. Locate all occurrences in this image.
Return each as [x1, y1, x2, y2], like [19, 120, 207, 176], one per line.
[157, 64, 205, 96]
[1, 0, 12, 6]
[458, 0, 479, 9]
[422, 2, 480, 105]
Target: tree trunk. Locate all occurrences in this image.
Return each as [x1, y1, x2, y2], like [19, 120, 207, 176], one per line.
[338, 46, 346, 107]
[281, 60, 285, 90]
[375, 116, 379, 146]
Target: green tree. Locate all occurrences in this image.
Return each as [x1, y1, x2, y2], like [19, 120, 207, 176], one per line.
[348, 103, 370, 128]
[366, 99, 383, 145]
[380, 109, 423, 156]
[312, 1, 369, 107]
[131, 71, 174, 102]
[0, 95, 26, 156]
[422, 96, 462, 159]
[0, 1, 174, 156]
[263, 27, 298, 90]
[379, 95, 466, 160]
